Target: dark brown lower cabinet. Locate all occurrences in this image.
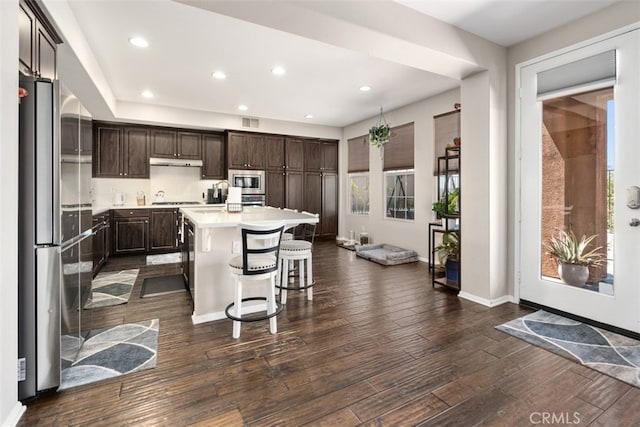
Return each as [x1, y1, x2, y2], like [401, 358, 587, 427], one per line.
[112, 210, 149, 255]
[150, 209, 178, 252]
[111, 208, 181, 256]
[92, 212, 110, 277]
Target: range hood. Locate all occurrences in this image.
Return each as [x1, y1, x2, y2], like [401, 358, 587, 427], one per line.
[149, 157, 203, 167]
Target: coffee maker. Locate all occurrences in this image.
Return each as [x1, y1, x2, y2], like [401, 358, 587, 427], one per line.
[207, 181, 229, 204]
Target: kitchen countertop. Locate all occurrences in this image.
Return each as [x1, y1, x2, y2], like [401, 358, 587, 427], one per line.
[92, 202, 224, 215]
[180, 205, 319, 229]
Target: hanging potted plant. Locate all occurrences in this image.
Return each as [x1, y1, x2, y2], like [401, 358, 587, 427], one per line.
[545, 229, 603, 286]
[369, 107, 390, 148]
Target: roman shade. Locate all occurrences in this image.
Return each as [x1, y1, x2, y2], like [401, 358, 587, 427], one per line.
[348, 134, 369, 173]
[383, 122, 414, 171]
[537, 50, 616, 99]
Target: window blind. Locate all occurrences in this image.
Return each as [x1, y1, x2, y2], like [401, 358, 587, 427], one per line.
[348, 134, 369, 173]
[383, 122, 414, 171]
[537, 50, 616, 99]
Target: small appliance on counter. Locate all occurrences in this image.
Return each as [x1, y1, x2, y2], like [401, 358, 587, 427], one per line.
[154, 190, 165, 203]
[112, 191, 124, 206]
[207, 180, 229, 204]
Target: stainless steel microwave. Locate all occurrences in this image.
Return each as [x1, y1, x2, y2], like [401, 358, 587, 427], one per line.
[228, 169, 265, 195]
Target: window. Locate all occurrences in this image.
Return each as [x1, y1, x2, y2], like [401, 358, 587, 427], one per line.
[349, 173, 370, 215]
[385, 169, 415, 220]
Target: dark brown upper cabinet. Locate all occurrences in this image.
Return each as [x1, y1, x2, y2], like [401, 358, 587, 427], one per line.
[265, 136, 285, 170]
[202, 133, 225, 179]
[150, 129, 176, 158]
[93, 122, 149, 178]
[18, 0, 61, 79]
[227, 132, 265, 170]
[150, 129, 202, 160]
[304, 139, 338, 173]
[177, 131, 202, 159]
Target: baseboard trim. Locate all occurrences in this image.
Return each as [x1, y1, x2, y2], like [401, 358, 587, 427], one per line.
[191, 302, 269, 325]
[192, 311, 226, 324]
[458, 292, 517, 307]
[3, 401, 26, 427]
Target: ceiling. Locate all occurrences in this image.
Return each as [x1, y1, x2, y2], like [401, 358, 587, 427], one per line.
[65, 0, 621, 128]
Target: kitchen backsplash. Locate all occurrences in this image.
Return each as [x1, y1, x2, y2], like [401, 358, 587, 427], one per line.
[92, 166, 221, 206]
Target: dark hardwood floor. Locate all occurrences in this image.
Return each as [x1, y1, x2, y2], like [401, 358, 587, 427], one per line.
[19, 242, 638, 426]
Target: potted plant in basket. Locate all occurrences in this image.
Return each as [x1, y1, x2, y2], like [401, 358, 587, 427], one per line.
[545, 229, 603, 286]
[369, 123, 390, 148]
[434, 231, 460, 284]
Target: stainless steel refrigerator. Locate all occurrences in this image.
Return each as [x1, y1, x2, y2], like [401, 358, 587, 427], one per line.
[18, 74, 93, 400]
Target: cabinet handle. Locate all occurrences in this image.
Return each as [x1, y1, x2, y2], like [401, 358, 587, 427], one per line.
[145, 220, 149, 224]
[177, 153, 181, 157]
[119, 173, 123, 176]
[124, 172, 128, 176]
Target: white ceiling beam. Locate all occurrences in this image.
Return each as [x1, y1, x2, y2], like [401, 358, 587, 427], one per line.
[175, 0, 500, 80]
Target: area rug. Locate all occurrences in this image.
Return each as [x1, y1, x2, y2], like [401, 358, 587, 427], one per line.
[85, 269, 139, 309]
[140, 274, 186, 298]
[59, 318, 159, 390]
[496, 310, 640, 388]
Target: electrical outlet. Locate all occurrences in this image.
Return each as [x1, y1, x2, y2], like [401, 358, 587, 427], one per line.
[232, 241, 241, 253]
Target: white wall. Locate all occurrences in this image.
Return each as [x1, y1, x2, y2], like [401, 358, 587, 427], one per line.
[506, 2, 640, 297]
[341, 89, 460, 257]
[92, 166, 221, 208]
[0, 0, 26, 425]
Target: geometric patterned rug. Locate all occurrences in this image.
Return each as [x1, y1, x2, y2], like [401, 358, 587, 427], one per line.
[59, 318, 159, 390]
[84, 269, 139, 309]
[496, 310, 640, 388]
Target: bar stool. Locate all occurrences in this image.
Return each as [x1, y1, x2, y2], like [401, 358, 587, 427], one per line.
[226, 222, 285, 339]
[278, 212, 318, 304]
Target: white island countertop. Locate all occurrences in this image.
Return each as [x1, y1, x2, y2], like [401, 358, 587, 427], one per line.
[180, 205, 319, 228]
[178, 205, 319, 325]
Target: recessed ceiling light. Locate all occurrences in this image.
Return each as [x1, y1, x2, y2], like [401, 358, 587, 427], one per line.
[238, 104, 248, 111]
[271, 66, 286, 76]
[304, 114, 313, 119]
[141, 90, 154, 99]
[211, 71, 226, 80]
[359, 85, 371, 92]
[129, 37, 149, 48]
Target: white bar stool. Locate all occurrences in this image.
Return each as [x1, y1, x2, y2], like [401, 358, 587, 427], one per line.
[278, 212, 318, 304]
[226, 222, 285, 339]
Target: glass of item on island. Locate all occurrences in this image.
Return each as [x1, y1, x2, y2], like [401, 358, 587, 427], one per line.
[348, 230, 355, 245]
[136, 191, 146, 206]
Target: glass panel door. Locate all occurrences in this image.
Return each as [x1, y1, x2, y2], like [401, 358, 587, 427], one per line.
[519, 30, 640, 333]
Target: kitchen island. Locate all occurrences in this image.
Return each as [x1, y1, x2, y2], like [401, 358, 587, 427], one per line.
[179, 205, 319, 324]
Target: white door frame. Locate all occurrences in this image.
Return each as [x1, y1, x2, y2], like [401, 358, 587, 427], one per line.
[514, 24, 640, 332]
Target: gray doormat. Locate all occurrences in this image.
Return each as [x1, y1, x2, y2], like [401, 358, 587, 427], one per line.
[497, 310, 640, 388]
[140, 274, 186, 298]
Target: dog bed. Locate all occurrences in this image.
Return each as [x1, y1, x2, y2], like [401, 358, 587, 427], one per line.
[355, 243, 418, 266]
